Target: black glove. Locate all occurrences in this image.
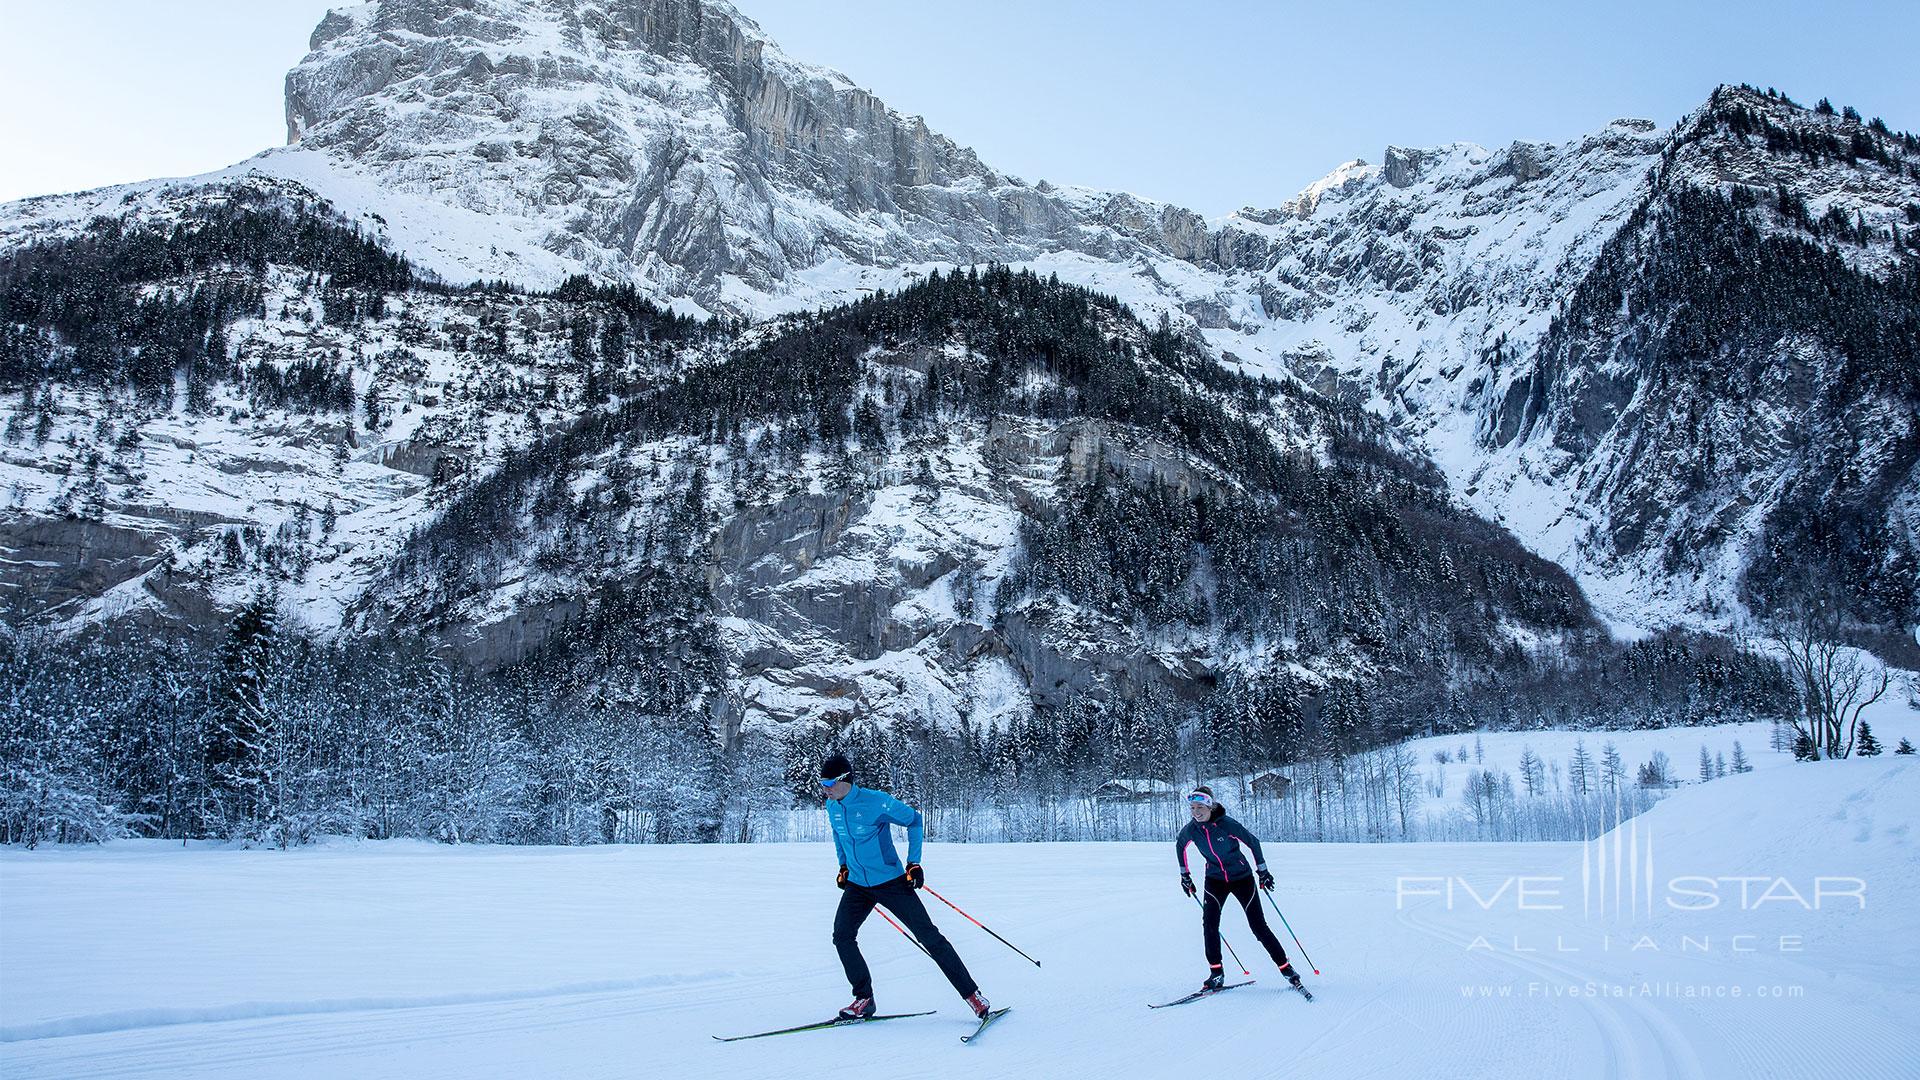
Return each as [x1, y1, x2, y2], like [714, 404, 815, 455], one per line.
[837, 865, 849, 890]
[905, 862, 924, 889]
[1180, 871, 1196, 897]
[1257, 867, 1275, 890]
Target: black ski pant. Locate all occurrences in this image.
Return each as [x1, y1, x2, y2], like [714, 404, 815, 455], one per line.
[1202, 874, 1292, 972]
[833, 874, 978, 1000]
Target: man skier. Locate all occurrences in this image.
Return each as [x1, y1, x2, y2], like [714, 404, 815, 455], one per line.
[820, 752, 992, 1021]
[1174, 785, 1306, 992]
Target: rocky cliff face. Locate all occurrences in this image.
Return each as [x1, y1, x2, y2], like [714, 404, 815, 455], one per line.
[1218, 87, 1920, 633]
[1494, 93, 1920, 637]
[279, 0, 1134, 308]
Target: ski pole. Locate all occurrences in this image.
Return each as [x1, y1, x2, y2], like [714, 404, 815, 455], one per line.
[923, 887, 1042, 967]
[876, 907, 933, 959]
[1194, 893, 1251, 976]
[1260, 886, 1320, 975]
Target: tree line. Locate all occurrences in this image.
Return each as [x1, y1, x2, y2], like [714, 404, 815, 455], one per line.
[0, 601, 1799, 849]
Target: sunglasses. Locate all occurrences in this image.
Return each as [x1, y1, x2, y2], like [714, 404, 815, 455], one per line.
[819, 772, 850, 788]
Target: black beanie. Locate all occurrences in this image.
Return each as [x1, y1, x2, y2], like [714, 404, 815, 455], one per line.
[820, 752, 854, 781]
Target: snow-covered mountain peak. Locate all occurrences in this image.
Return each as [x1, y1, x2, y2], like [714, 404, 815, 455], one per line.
[277, 0, 1093, 310]
[1251, 158, 1374, 223]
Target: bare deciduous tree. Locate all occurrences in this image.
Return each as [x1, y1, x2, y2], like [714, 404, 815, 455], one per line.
[1766, 592, 1889, 760]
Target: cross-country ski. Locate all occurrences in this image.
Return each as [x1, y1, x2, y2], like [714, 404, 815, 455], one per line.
[960, 1007, 1012, 1044]
[1148, 980, 1256, 1009]
[713, 1011, 937, 1042]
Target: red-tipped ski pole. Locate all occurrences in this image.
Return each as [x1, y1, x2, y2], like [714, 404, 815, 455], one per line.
[1195, 893, 1251, 976]
[1260, 886, 1320, 975]
[876, 907, 933, 959]
[924, 887, 1042, 967]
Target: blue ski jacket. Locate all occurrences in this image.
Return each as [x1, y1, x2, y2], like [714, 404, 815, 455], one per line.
[827, 784, 924, 887]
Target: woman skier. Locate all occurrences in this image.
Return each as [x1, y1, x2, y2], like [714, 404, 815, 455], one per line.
[1174, 785, 1307, 992]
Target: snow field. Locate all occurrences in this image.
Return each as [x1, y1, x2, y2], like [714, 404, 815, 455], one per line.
[2, 757, 1914, 1079]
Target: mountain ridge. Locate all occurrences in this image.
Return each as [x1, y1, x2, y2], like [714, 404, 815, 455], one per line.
[1, 0, 1915, 659]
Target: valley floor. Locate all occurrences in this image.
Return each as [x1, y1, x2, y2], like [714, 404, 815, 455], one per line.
[1, 760, 1914, 1080]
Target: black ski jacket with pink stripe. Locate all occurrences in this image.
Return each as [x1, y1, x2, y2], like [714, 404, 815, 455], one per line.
[1175, 806, 1266, 882]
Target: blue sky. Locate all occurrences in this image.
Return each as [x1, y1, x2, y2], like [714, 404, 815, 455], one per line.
[2, 0, 1916, 214]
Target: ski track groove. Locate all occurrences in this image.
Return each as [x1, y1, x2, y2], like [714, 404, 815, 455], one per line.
[0, 946, 878, 1080]
[1398, 902, 1705, 1080]
[0, 974, 740, 1043]
[1, 993, 690, 1080]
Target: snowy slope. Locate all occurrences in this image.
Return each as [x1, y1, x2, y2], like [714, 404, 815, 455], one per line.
[2, 757, 1913, 1079]
[0, 148, 586, 292]
[1398, 719, 1806, 811]
[0, 266, 702, 634]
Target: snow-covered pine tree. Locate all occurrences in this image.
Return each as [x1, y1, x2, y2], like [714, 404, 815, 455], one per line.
[1855, 722, 1882, 757]
[1637, 751, 1672, 789]
[205, 591, 279, 839]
